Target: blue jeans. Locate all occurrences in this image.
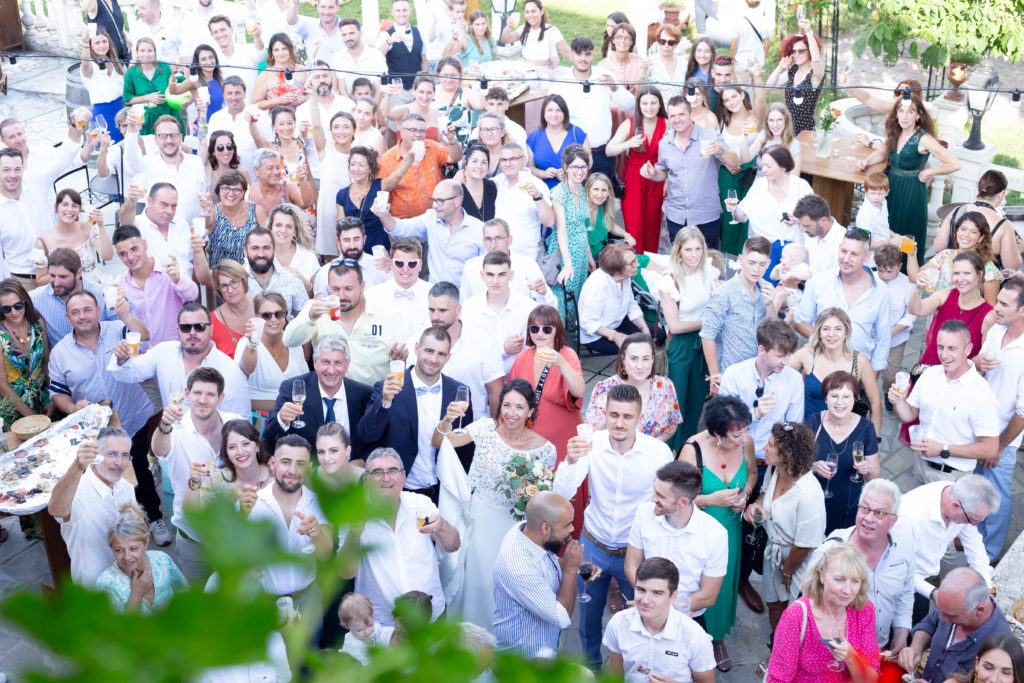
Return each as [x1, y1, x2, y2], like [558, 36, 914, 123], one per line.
[579, 534, 634, 668]
[977, 443, 1017, 560]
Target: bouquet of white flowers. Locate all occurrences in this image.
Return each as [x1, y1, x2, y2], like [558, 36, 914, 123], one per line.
[495, 455, 555, 520]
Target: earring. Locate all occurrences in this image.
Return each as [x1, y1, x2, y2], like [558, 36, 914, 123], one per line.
[499, 417, 505, 424]
[526, 418, 534, 428]
[717, 437, 722, 448]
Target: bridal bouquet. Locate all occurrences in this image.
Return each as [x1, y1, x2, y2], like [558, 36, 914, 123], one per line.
[496, 456, 555, 520]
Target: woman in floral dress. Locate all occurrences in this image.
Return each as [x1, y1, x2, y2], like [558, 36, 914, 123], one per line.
[0, 279, 50, 426]
[547, 145, 593, 326]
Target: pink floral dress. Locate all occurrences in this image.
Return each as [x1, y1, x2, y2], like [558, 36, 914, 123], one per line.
[585, 376, 682, 439]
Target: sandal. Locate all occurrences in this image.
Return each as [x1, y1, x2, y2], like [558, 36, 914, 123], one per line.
[755, 660, 769, 678]
[713, 640, 732, 672]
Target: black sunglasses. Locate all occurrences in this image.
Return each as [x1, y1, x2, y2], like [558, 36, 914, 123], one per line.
[0, 301, 26, 315]
[529, 324, 555, 335]
[215, 143, 236, 152]
[392, 259, 420, 270]
[657, 38, 678, 46]
[178, 322, 210, 333]
[752, 383, 765, 408]
[259, 310, 288, 320]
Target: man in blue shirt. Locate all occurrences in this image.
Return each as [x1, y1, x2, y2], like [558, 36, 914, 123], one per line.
[30, 248, 124, 348]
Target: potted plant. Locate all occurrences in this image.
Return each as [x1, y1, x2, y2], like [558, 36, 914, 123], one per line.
[945, 48, 981, 101]
[660, 0, 685, 25]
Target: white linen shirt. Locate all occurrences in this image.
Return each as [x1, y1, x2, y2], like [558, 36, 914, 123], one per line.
[337, 492, 445, 625]
[893, 481, 993, 597]
[907, 365, 1000, 471]
[736, 175, 812, 244]
[330, 45, 388, 95]
[461, 291, 540, 372]
[803, 220, 846, 276]
[460, 251, 557, 306]
[59, 465, 137, 586]
[553, 430, 673, 548]
[135, 212, 195, 279]
[627, 502, 728, 615]
[602, 607, 716, 683]
[389, 209, 485, 285]
[123, 133, 209, 226]
[578, 269, 644, 344]
[249, 484, 328, 596]
[548, 68, 636, 147]
[406, 372, 444, 489]
[493, 171, 552, 263]
[720, 360, 805, 460]
[979, 325, 1024, 448]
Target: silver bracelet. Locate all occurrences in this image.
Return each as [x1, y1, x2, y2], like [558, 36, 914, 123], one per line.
[436, 421, 452, 436]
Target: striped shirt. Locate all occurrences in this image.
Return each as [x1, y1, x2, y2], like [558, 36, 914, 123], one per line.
[492, 523, 571, 657]
[698, 274, 767, 373]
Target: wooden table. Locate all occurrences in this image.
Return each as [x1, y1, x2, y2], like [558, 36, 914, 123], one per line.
[796, 130, 886, 226]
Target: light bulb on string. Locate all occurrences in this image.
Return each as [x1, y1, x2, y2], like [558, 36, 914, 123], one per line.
[1013, 89, 1021, 108]
[480, 77, 488, 90]
[582, 80, 591, 94]
[284, 68, 294, 81]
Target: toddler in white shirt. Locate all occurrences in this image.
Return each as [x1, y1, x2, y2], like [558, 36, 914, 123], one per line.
[338, 593, 394, 665]
[770, 242, 811, 321]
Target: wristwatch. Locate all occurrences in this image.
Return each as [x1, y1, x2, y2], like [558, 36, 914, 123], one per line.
[940, 445, 950, 459]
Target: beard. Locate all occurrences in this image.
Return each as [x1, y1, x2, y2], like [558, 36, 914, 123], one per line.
[317, 83, 331, 97]
[341, 246, 362, 260]
[542, 531, 568, 555]
[275, 475, 303, 493]
[249, 256, 273, 275]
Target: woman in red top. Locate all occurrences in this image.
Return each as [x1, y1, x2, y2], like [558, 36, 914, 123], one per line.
[506, 305, 587, 534]
[209, 259, 256, 356]
[605, 86, 668, 254]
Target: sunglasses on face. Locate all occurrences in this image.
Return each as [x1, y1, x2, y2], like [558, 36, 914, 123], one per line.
[392, 259, 420, 270]
[179, 322, 209, 333]
[657, 38, 679, 46]
[529, 324, 555, 335]
[215, 143, 236, 152]
[259, 310, 288, 320]
[791, 48, 808, 54]
[329, 257, 359, 267]
[0, 301, 26, 315]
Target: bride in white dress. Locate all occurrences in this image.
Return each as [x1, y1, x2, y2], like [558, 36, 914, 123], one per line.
[440, 378, 556, 628]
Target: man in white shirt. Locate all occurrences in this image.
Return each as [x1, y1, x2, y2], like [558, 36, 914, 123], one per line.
[625, 461, 728, 627]
[248, 435, 333, 613]
[893, 476, 999, 623]
[129, 0, 182, 61]
[972, 279, 1024, 560]
[312, 218, 393, 294]
[297, 0, 346, 62]
[461, 251, 540, 373]
[492, 148, 555, 262]
[244, 227, 309, 317]
[554, 383, 674, 668]
[124, 115, 208, 226]
[117, 181, 196, 279]
[338, 447, 461, 625]
[181, 1, 243, 55]
[579, 243, 650, 354]
[330, 17, 387, 98]
[603, 558, 717, 683]
[889, 319, 1000, 485]
[207, 17, 264, 105]
[794, 194, 845, 277]
[365, 237, 431, 346]
[208, 76, 266, 173]
[461, 218, 556, 305]
[151, 366, 241, 582]
[48, 429, 137, 586]
[548, 35, 635, 182]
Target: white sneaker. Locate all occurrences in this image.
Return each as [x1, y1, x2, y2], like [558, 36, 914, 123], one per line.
[150, 519, 172, 546]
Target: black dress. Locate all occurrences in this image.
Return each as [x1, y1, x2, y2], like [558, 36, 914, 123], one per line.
[337, 178, 390, 254]
[461, 179, 497, 222]
[804, 411, 879, 534]
[784, 64, 821, 135]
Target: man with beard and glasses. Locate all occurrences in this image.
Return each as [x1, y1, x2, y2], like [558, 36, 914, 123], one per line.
[244, 228, 308, 317]
[248, 435, 332, 614]
[492, 491, 584, 656]
[31, 248, 130, 348]
[312, 218, 393, 295]
[285, 259, 395, 386]
[49, 427, 138, 586]
[338, 447, 461, 625]
[107, 301, 251, 417]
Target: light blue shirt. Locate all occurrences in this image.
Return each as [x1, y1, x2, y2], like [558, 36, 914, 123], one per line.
[655, 126, 726, 226]
[796, 267, 891, 371]
[94, 550, 188, 614]
[720, 359, 805, 460]
[390, 209, 484, 285]
[31, 281, 125, 349]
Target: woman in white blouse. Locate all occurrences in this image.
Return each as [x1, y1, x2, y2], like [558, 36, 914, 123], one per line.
[268, 204, 318, 295]
[732, 146, 812, 276]
[658, 227, 719, 451]
[235, 292, 310, 430]
[79, 27, 126, 143]
[500, 0, 571, 68]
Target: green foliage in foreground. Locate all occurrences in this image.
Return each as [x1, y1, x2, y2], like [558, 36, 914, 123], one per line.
[0, 476, 602, 682]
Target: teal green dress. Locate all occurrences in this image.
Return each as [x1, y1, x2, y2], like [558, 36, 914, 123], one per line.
[586, 205, 609, 258]
[690, 440, 747, 641]
[886, 128, 930, 266]
[547, 182, 590, 323]
[718, 160, 755, 257]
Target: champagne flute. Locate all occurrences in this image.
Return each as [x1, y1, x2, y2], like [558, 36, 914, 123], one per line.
[823, 453, 838, 499]
[827, 627, 847, 672]
[745, 507, 765, 545]
[452, 386, 470, 434]
[726, 189, 739, 225]
[577, 562, 602, 603]
[796, 4, 806, 22]
[850, 441, 865, 483]
[93, 114, 108, 134]
[291, 379, 306, 429]
[169, 381, 186, 428]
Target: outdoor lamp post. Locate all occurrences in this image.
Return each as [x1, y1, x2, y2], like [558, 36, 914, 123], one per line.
[963, 66, 1000, 151]
[493, 0, 518, 45]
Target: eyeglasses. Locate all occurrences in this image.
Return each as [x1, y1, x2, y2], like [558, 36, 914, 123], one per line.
[402, 127, 427, 136]
[479, 126, 503, 134]
[529, 324, 555, 335]
[367, 467, 404, 479]
[215, 143, 236, 152]
[156, 132, 181, 141]
[0, 300, 26, 315]
[714, 55, 734, 63]
[216, 278, 243, 293]
[178, 322, 210, 333]
[392, 259, 420, 270]
[657, 38, 679, 46]
[329, 258, 359, 267]
[567, 164, 589, 172]
[857, 504, 893, 520]
[259, 310, 288, 320]
[220, 186, 243, 195]
[955, 494, 980, 526]
[499, 155, 525, 164]
[431, 195, 459, 204]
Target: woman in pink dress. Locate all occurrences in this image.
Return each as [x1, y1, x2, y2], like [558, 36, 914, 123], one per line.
[598, 22, 647, 130]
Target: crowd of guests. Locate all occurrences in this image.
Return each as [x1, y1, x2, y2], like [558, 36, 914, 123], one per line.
[2, 0, 1022, 680]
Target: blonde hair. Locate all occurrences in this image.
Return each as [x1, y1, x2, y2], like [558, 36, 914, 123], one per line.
[809, 307, 853, 359]
[764, 102, 795, 149]
[211, 258, 249, 292]
[668, 227, 715, 299]
[802, 542, 871, 610]
[106, 502, 150, 547]
[338, 593, 374, 628]
[268, 203, 313, 250]
[584, 173, 616, 236]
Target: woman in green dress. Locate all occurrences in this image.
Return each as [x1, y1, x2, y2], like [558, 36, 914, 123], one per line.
[857, 93, 960, 266]
[678, 395, 758, 672]
[584, 172, 635, 258]
[717, 84, 764, 256]
[548, 145, 593, 329]
[122, 37, 183, 136]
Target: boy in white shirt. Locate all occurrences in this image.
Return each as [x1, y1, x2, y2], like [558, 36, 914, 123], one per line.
[857, 171, 912, 267]
[874, 243, 917, 402]
[338, 593, 395, 665]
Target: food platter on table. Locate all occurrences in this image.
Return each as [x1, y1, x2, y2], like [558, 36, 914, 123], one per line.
[0, 404, 112, 515]
[478, 60, 531, 101]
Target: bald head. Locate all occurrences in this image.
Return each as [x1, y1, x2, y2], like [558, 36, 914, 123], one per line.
[433, 179, 463, 219]
[940, 567, 990, 610]
[525, 491, 572, 530]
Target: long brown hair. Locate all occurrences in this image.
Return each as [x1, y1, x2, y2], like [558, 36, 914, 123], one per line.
[519, 0, 549, 46]
[601, 12, 630, 58]
[883, 94, 936, 155]
[467, 10, 494, 56]
[717, 85, 751, 126]
[685, 37, 715, 80]
[89, 28, 126, 75]
[630, 85, 667, 155]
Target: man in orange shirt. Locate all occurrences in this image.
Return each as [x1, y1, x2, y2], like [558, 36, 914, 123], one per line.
[378, 113, 462, 218]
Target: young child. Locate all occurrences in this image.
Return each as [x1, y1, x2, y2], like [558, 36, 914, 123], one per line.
[856, 171, 916, 267]
[338, 593, 395, 665]
[770, 242, 811, 322]
[874, 243, 916, 404]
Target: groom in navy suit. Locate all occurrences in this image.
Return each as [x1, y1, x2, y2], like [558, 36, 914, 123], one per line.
[357, 326, 474, 503]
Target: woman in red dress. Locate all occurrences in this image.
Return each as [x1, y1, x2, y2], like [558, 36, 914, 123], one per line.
[507, 305, 588, 535]
[605, 86, 668, 254]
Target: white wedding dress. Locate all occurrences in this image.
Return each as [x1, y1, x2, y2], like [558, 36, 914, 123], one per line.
[451, 418, 556, 629]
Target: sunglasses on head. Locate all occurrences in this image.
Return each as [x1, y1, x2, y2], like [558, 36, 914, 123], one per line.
[259, 310, 288, 320]
[657, 38, 678, 46]
[392, 259, 420, 270]
[715, 55, 733, 63]
[178, 322, 209, 333]
[0, 301, 26, 315]
[529, 324, 555, 335]
[215, 143, 235, 152]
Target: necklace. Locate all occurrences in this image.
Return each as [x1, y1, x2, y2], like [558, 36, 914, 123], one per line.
[823, 412, 854, 455]
[1, 322, 31, 345]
